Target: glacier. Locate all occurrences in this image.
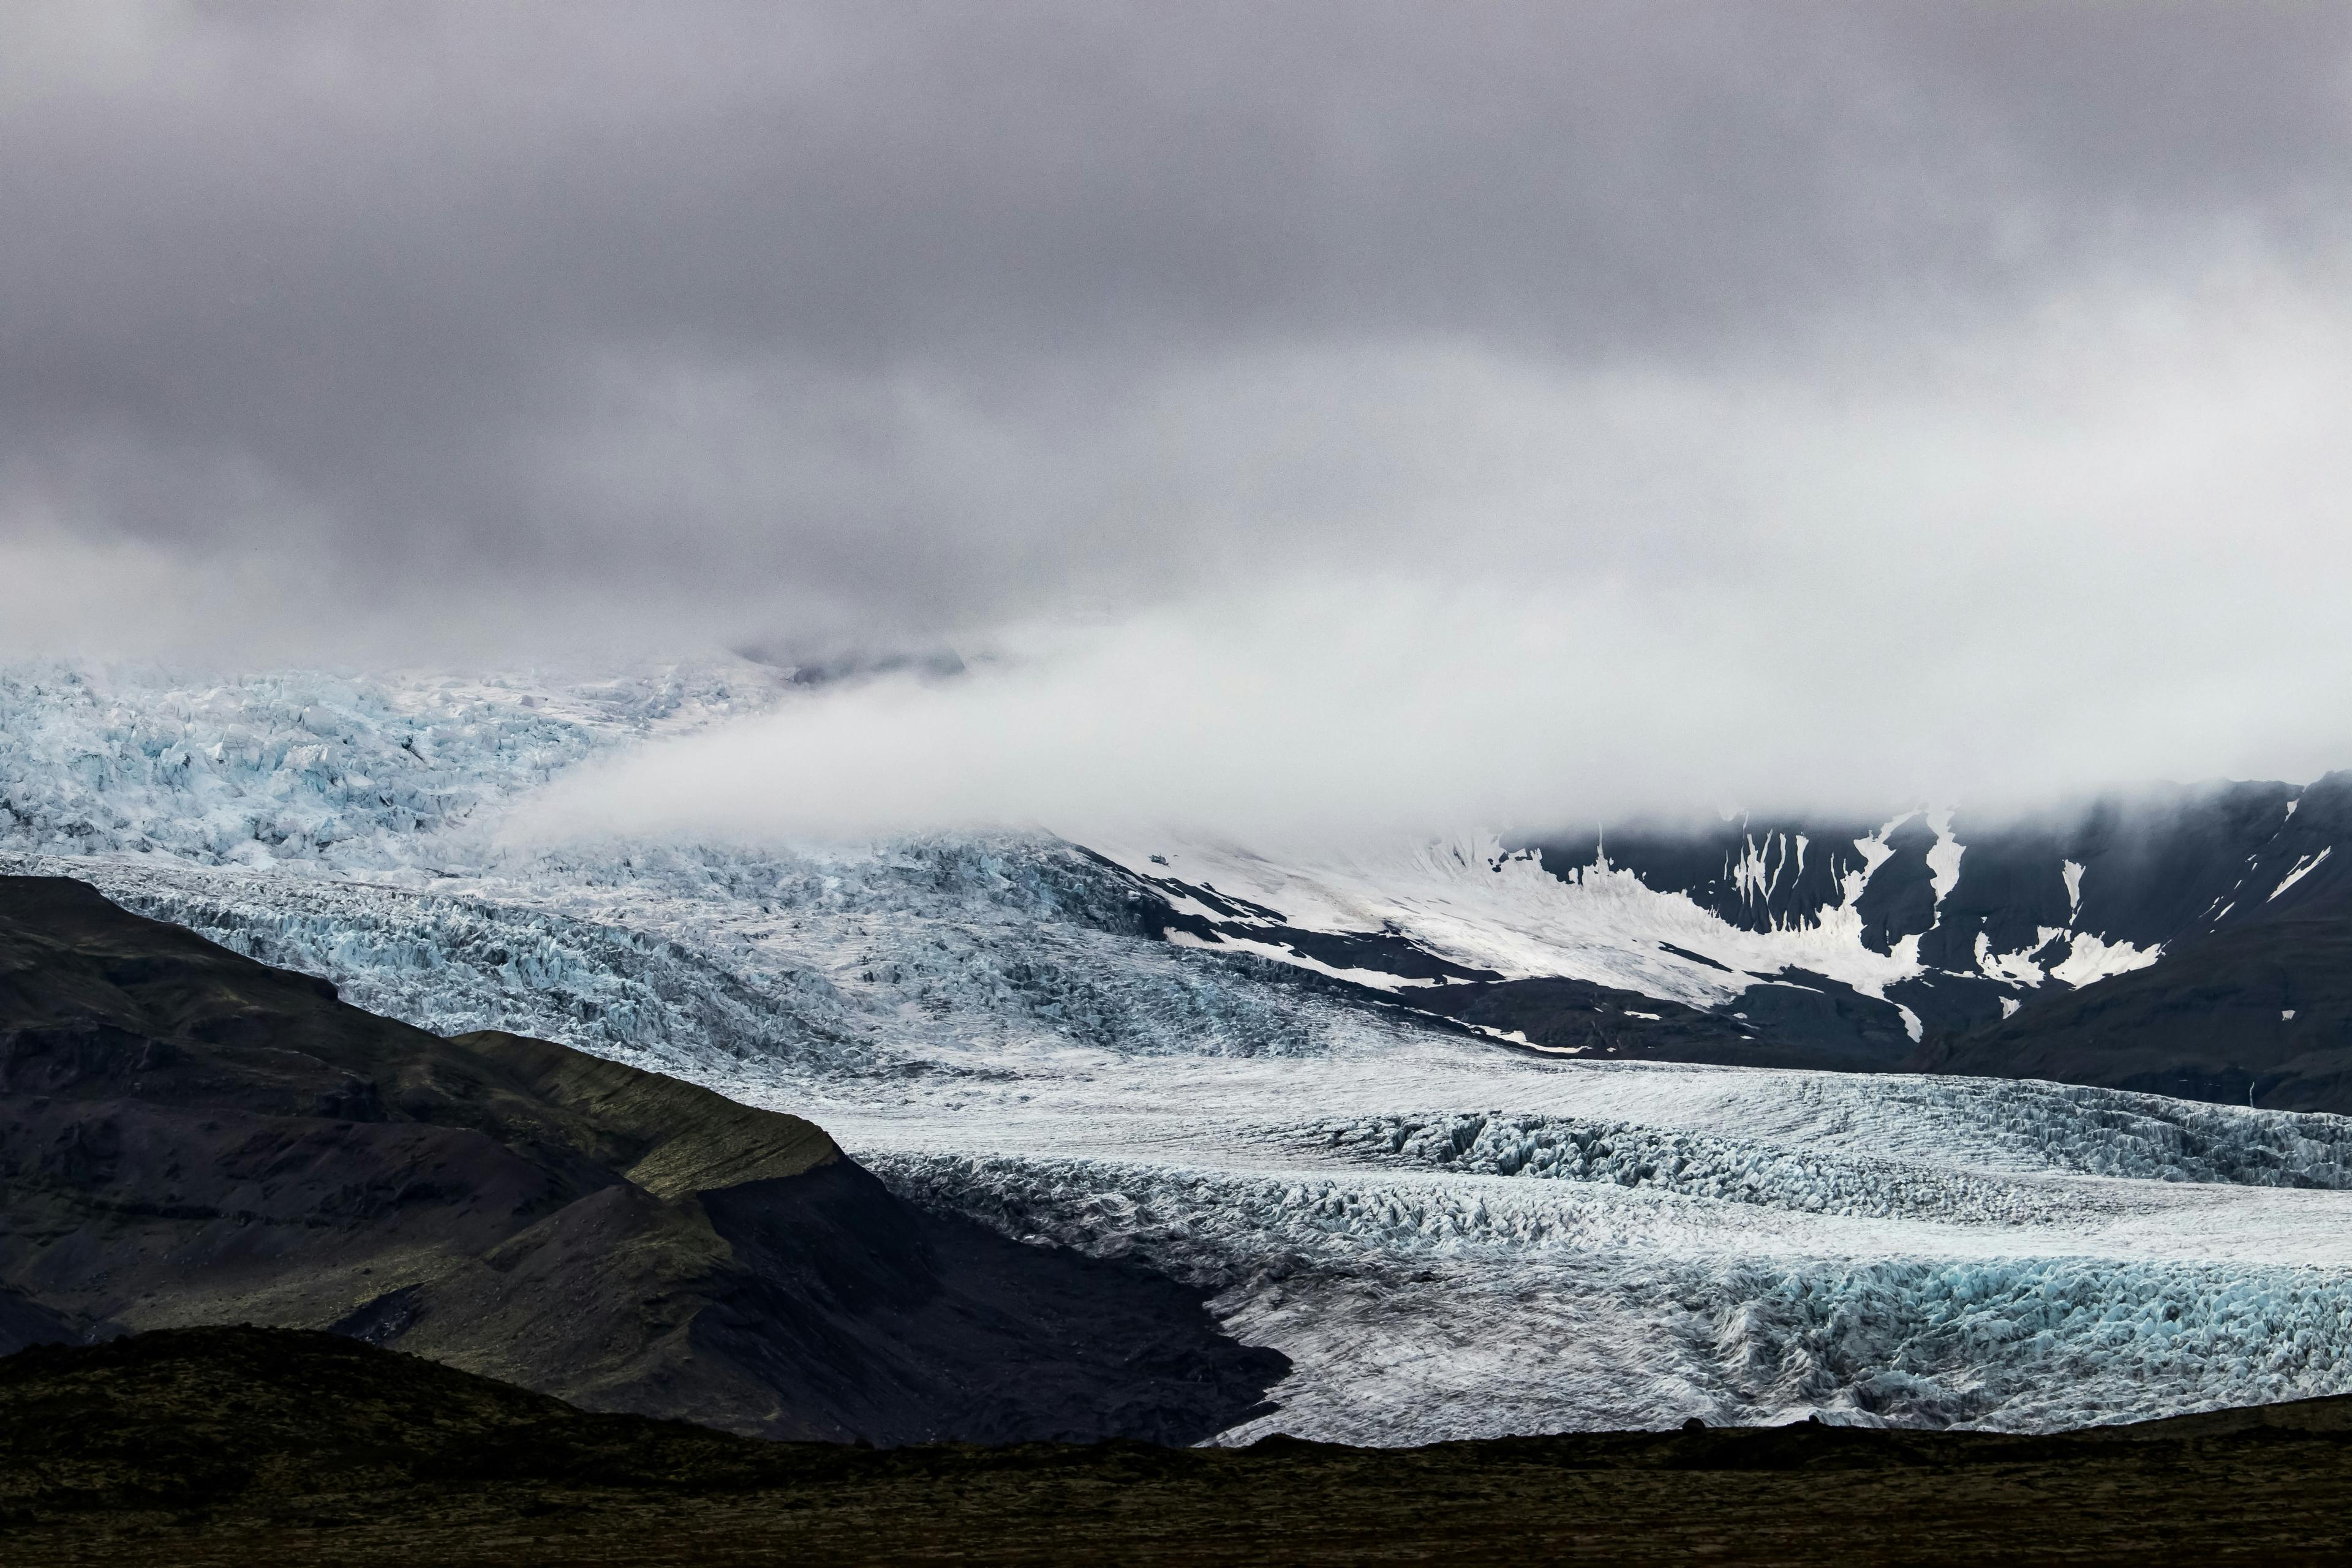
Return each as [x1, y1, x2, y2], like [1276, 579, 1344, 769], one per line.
[9, 658, 2352, 1442]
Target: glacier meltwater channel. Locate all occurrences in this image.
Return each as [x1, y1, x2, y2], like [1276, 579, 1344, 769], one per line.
[8, 659, 2352, 1442]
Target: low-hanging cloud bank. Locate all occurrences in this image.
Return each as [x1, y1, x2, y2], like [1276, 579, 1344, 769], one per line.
[513, 285, 2352, 845]
[10, 1, 2351, 834]
[510, 576, 2352, 848]
[7, 2, 2352, 664]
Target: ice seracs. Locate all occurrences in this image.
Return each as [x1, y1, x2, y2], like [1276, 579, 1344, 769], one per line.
[8, 659, 2352, 1442]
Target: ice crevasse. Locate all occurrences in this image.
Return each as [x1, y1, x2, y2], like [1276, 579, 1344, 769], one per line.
[7, 661, 2352, 1442]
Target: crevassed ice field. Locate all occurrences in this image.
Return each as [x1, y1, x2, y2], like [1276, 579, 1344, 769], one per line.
[8, 658, 2352, 1444]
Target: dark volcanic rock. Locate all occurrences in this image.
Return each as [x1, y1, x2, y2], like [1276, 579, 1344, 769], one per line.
[1913, 913, 2352, 1112]
[0, 1289, 94, 1359]
[1513, 778, 2352, 1105]
[1409, 969, 1924, 1073]
[1526, 778, 2352, 963]
[1409, 976, 1759, 1061]
[0, 875, 1284, 1444]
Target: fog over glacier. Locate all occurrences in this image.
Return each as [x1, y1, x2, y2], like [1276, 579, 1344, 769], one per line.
[9, 3, 2352, 1447]
[8, 3, 2352, 828]
[12, 663, 2352, 1441]
[516, 286, 2352, 836]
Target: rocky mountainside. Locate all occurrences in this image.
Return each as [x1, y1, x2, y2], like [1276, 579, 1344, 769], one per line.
[1917, 899, 2352, 1106]
[0, 875, 1283, 1444]
[1091, 774, 2352, 1106]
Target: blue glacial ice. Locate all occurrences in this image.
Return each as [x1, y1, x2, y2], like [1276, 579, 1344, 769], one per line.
[9, 659, 2352, 1444]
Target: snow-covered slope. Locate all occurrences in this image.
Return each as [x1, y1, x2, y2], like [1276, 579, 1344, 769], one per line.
[1085, 779, 2352, 1070]
[9, 660, 2352, 1441]
[1087, 830, 1932, 1022]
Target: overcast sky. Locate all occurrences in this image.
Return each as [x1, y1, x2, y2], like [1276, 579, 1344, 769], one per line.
[8, 2, 2352, 831]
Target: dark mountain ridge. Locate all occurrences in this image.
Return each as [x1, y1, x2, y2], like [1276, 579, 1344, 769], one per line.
[1104, 774, 2352, 1112]
[1917, 897, 2352, 1107]
[0, 875, 1284, 1444]
[1532, 774, 2350, 955]
[1540, 775, 2352, 1107]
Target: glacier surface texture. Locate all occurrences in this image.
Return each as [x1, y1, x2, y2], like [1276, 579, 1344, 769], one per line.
[8, 660, 2352, 1443]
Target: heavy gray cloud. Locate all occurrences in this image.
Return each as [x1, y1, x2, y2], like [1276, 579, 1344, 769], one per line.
[6, 3, 2352, 830]
[6, 2, 2348, 647]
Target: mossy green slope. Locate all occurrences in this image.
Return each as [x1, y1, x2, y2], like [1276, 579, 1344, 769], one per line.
[0, 876, 1284, 1444]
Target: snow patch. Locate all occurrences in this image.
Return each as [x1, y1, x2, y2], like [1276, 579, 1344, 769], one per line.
[1975, 927, 2066, 989]
[2047, 933, 2165, 989]
[1924, 806, 1964, 914]
[2270, 847, 2333, 902]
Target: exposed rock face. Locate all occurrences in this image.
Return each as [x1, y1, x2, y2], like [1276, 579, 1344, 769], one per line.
[1096, 778, 2352, 1098]
[1915, 905, 2352, 1110]
[1510, 777, 2352, 1083]
[0, 875, 1286, 1444]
